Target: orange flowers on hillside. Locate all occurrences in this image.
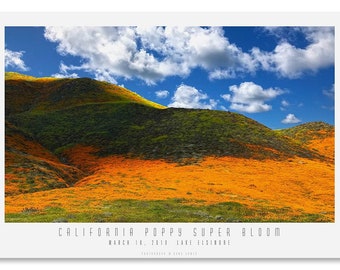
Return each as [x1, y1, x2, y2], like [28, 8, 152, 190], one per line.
[5, 143, 334, 221]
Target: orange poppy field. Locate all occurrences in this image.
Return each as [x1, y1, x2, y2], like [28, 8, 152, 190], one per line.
[5, 134, 334, 222]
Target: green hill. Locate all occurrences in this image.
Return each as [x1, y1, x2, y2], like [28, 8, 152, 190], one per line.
[5, 72, 323, 164]
[5, 73, 165, 116]
[277, 122, 334, 143]
[5, 71, 57, 81]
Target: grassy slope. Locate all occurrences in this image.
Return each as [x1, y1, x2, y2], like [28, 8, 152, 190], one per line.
[5, 72, 166, 195]
[277, 122, 334, 143]
[6, 199, 327, 222]
[278, 122, 335, 161]
[5, 72, 59, 81]
[5, 122, 84, 195]
[9, 103, 324, 163]
[6, 73, 321, 163]
[5, 72, 164, 116]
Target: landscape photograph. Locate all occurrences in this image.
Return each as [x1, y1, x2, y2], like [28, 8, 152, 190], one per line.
[4, 26, 334, 222]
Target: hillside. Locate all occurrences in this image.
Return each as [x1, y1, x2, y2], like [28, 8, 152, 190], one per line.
[6, 73, 323, 164]
[5, 72, 165, 116]
[5, 121, 83, 196]
[5, 71, 58, 81]
[278, 122, 334, 143]
[278, 122, 334, 160]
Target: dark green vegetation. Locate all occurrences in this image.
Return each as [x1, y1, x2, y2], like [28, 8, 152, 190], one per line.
[5, 199, 329, 223]
[6, 72, 325, 164]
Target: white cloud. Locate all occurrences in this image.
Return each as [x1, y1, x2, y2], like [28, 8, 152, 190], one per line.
[44, 27, 334, 84]
[155, 90, 169, 99]
[280, 99, 290, 111]
[230, 102, 271, 113]
[221, 94, 231, 101]
[261, 27, 302, 42]
[93, 70, 118, 84]
[282, 113, 302, 124]
[5, 49, 29, 71]
[224, 82, 284, 113]
[281, 100, 289, 107]
[252, 27, 334, 78]
[208, 69, 237, 80]
[44, 26, 257, 85]
[52, 72, 79, 79]
[219, 105, 229, 111]
[168, 84, 217, 109]
[323, 84, 334, 99]
[51, 62, 79, 79]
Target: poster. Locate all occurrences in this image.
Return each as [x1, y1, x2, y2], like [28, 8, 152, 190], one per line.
[0, 12, 338, 258]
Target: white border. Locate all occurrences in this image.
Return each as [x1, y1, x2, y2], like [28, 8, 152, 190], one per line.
[0, 0, 340, 12]
[0, 12, 339, 259]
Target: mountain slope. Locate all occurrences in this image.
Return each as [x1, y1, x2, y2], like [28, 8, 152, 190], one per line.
[5, 72, 167, 194]
[278, 122, 334, 143]
[278, 122, 334, 160]
[5, 72, 165, 116]
[10, 103, 324, 163]
[6, 73, 323, 165]
[5, 121, 84, 195]
[5, 71, 58, 81]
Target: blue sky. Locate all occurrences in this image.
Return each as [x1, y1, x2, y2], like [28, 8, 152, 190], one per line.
[5, 26, 334, 129]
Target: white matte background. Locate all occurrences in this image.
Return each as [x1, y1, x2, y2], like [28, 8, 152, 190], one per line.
[1, 0, 340, 269]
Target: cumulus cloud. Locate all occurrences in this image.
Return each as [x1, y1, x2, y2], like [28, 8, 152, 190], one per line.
[252, 27, 334, 78]
[221, 93, 231, 101]
[168, 84, 217, 109]
[44, 26, 334, 84]
[155, 90, 170, 99]
[261, 27, 303, 42]
[52, 72, 79, 79]
[323, 84, 334, 99]
[208, 69, 237, 80]
[280, 99, 290, 111]
[282, 113, 301, 124]
[51, 63, 79, 78]
[44, 26, 258, 85]
[5, 49, 29, 71]
[281, 100, 289, 107]
[219, 105, 229, 111]
[223, 82, 284, 113]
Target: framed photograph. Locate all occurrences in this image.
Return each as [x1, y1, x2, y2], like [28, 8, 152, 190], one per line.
[0, 12, 338, 258]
